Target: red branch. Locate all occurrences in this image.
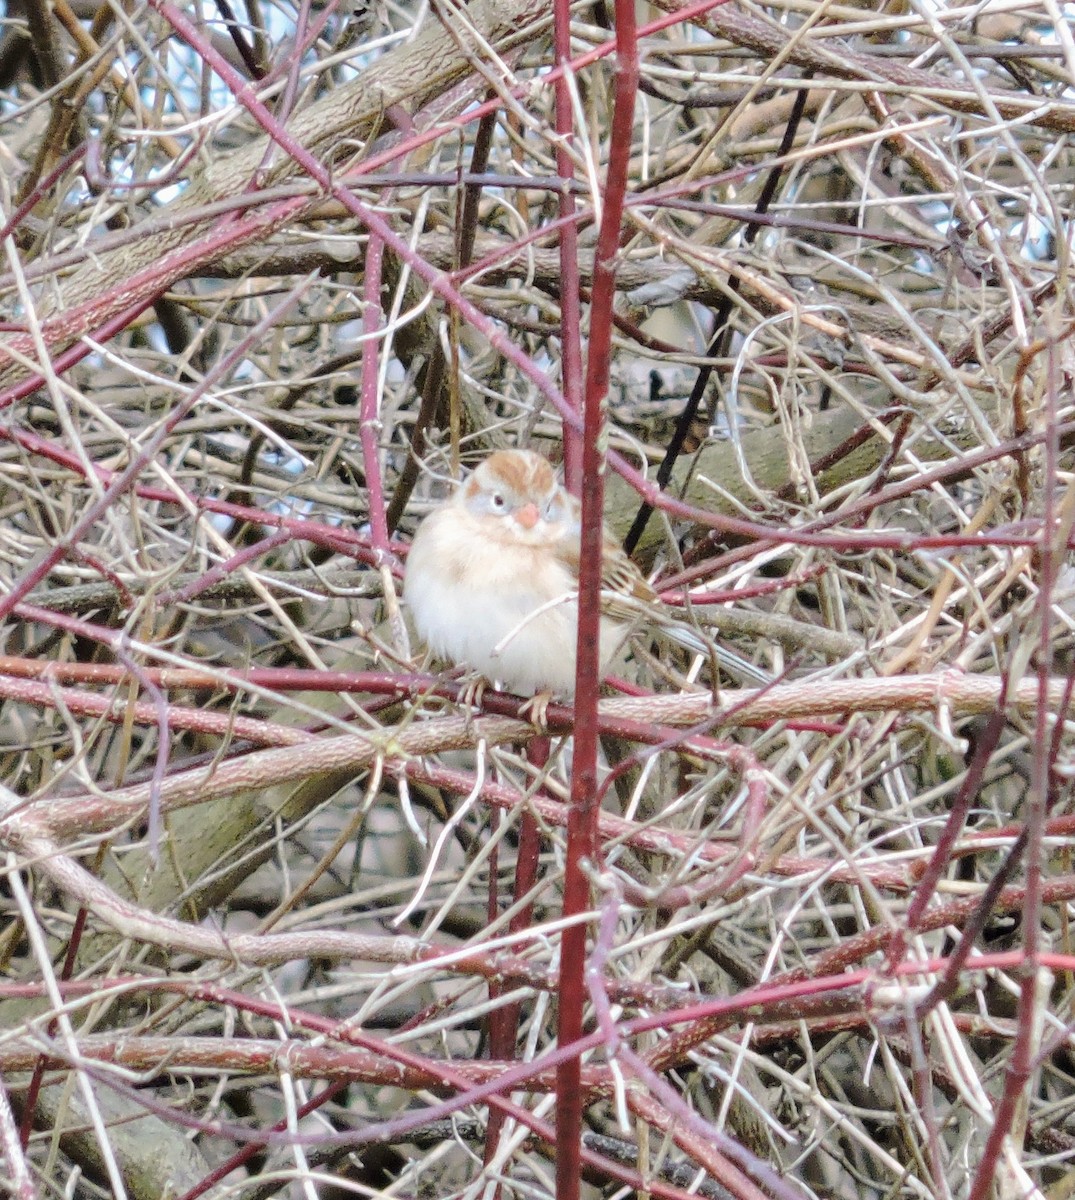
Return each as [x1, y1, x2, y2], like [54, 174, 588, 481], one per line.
[556, 0, 640, 1190]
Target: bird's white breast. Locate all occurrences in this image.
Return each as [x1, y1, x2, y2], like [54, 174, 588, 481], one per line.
[404, 504, 612, 696]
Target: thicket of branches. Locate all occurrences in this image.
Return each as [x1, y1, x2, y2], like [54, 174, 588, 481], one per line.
[0, 0, 1073, 1196]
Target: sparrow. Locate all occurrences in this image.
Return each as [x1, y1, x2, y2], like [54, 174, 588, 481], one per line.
[404, 448, 767, 699]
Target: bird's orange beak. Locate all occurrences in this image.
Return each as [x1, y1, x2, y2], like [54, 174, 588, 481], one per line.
[515, 502, 540, 530]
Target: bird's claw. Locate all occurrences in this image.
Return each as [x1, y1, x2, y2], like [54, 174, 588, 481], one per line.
[519, 690, 553, 732]
[458, 673, 487, 728]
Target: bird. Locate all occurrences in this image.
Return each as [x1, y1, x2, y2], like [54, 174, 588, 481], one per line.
[403, 448, 768, 701]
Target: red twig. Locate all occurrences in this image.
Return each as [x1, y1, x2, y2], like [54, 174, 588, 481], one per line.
[965, 314, 1072, 1200]
[556, 0, 639, 1190]
[554, 0, 584, 487]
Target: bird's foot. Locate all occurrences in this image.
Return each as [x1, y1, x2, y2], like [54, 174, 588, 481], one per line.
[457, 673, 488, 729]
[519, 690, 553, 732]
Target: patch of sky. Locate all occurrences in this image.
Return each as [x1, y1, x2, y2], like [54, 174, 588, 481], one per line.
[1012, 208, 1057, 264]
